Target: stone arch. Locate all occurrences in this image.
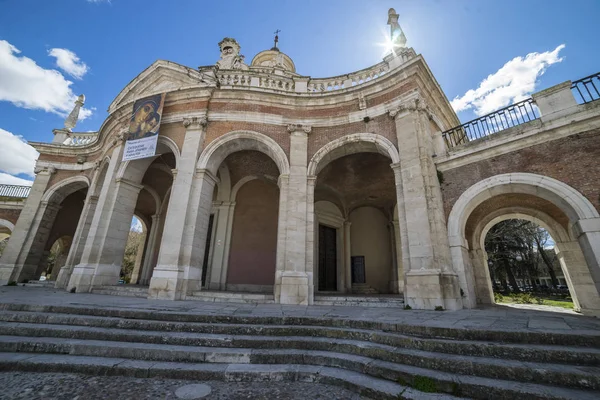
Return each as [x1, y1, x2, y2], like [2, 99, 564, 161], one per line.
[197, 131, 290, 176]
[42, 175, 90, 204]
[308, 133, 400, 176]
[117, 137, 178, 183]
[448, 173, 600, 315]
[0, 219, 15, 233]
[215, 164, 231, 202]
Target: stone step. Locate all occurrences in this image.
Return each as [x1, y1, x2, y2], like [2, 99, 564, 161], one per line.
[350, 284, 380, 295]
[188, 291, 275, 304]
[314, 294, 404, 307]
[1, 311, 599, 366]
[0, 353, 438, 400]
[22, 281, 55, 288]
[90, 285, 148, 298]
[1, 302, 599, 348]
[1, 323, 599, 390]
[0, 351, 596, 400]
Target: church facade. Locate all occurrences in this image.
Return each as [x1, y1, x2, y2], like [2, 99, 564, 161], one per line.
[1, 9, 600, 315]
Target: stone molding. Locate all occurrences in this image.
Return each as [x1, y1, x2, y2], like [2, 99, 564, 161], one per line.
[287, 124, 312, 135]
[195, 168, 220, 186]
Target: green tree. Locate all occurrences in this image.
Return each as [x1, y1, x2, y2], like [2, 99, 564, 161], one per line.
[121, 230, 144, 283]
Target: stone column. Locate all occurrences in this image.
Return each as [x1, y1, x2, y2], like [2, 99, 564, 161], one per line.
[344, 221, 352, 293]
[389, 100, 462, 310]
[391, 220, 404, 294]
[0, 167, 56, 285]
[149, 117, 211, 300]
[55, 194, 99, 289]
[139, 213, 160, 285]
[208, 202, 235, 290]
[274, 124, 313, 305]
[68, 144, 143, 292]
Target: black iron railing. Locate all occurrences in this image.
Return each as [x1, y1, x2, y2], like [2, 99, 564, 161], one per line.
[442, 98, 539, 148]
[0, 184, 31, 198]
[571, 72, 600, 104]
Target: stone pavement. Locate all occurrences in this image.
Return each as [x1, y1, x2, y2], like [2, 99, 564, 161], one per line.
[0, 372, 368, 400]
[0, 286, 598, 334]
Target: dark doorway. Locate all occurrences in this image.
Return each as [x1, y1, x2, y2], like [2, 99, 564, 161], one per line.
[318, 224, 337, 291]
[201, 214, 215, 287]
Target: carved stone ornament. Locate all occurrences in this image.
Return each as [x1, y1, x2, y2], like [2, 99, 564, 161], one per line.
[216, 38, 249, 71]
[287, 124, 312, 134]
[388, 96, 433, 119]
[34, 166, 56, 175]
[358, 93, 367, 110]
[183, 116, 208, 129]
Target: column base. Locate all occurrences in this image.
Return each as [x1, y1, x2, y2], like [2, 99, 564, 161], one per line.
[275, 271, 313, 305]
[54, 265, 72, 289]
[404, 270, 463, 310]
[67, 263, 97, 293]
[147, 265, 202, 301]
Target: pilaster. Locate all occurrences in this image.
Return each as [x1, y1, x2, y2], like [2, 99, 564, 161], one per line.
[149, 116, 210, 300]
[275, 124, 313, 305]
[389, 100, 462, 310]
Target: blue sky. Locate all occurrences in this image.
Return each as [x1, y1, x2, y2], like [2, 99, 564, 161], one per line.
[0, 0, 599, 186]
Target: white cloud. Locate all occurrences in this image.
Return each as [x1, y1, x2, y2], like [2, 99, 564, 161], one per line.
[0, 128, 39, 177]
[0, 40, 92, 120]
[0, 172, 33, 186]
[451, 44, 566, 116]
[48, 48, 89, 79]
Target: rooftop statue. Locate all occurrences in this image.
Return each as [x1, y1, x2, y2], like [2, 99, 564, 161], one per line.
[63, 94, 85, 132]
[215, 38, 249, 71]
[387, 8, 407, 50]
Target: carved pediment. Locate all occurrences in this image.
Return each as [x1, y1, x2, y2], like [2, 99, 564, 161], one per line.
[109, 60, 214, 114]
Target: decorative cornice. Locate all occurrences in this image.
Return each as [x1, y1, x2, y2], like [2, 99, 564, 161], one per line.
[287, 124, 312, 134]
[183, 116, 208, 129]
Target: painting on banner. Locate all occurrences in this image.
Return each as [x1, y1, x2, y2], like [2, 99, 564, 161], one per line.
[123, 93, 165, 161]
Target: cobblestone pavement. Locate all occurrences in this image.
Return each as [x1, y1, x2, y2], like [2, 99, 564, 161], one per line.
[1, 286, 600, 333]
[0, 372, 368, 400]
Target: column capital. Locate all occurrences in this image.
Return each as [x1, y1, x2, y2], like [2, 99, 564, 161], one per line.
[388, 96, 433, 119]
[287, 124, 312, 135]
[115, 177, 144, 192]
[183, 116, 208, 129]
[195, 168, 219, 185]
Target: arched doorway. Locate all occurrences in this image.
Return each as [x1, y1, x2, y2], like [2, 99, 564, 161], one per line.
[0, 176, 89, 284]
[307, 133, 402, 297]
[185, 132, 288, 297]
[448, 173, 600, 316]
[483, 217, 576, 311]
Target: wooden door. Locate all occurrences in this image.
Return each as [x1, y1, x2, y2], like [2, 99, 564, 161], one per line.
[318, 224, 337, 291]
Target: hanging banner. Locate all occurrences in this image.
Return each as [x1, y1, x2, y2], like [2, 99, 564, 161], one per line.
[123, 93, 165, 161]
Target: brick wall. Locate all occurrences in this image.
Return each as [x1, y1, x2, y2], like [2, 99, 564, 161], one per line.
[227, 179, 279, 286]
[441, 129, 600, 220]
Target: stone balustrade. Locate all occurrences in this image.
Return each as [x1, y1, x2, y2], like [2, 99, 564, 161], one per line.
[62, 132, 99, 146]
[213, 51, 416, 94]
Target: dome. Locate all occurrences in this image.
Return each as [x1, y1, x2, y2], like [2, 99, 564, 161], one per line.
[250, 49, 296, 73]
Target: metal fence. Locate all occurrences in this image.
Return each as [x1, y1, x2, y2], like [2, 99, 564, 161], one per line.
[571, 72, 600, 104]
[442, 98, 539, 148]
[0, 184, 31, 198]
